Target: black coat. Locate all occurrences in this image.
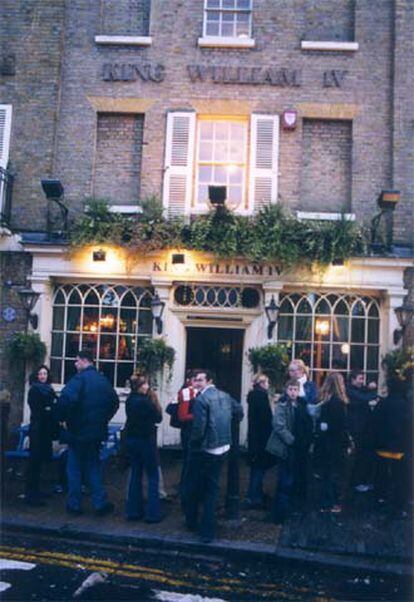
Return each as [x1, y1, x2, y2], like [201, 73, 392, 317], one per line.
[28, 382, 57, 461]
[314, 395, 350, 475]
[125, 392, 162, 439]
[57, 366, 119, 443]
[346, 383, 377, 438]
[372, 393, 412, 454]
[247, 386, 274, 468]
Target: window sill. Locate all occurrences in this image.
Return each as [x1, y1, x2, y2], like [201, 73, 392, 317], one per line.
[198, 36, 255, 49]
[301, 40, 359, 52]
[108, 205, 142, 215]
[94, 35, 152, 46]
[297, 211, 356, 221]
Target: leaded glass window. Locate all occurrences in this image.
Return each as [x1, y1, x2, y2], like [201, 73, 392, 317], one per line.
[51, 284, 153, 387]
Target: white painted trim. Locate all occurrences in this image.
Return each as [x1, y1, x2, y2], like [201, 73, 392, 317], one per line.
[297, 211, 356, 221]
[0, 104, 12, 169]
[301, 41, 359, 52]
[108, 205, 142, 214]
[94, 35, 152, 46]
[198, 36, 255, 48]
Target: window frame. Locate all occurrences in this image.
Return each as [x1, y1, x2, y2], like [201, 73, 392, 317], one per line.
[200, 0, 255, 47]
[193, 116, 249, 214]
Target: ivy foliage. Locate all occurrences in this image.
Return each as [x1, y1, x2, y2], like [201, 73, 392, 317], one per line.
[381, 346, 414, 387]
[69, 198, 368, 268]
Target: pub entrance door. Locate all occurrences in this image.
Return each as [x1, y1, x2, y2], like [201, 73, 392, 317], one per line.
[185, 327, 244, 401]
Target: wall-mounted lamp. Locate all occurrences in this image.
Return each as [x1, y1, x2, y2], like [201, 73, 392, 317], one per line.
[371, 189, 400, 253]
[41, 178, 68, 237]
[208, 185, 227, 213]
[151, 293, 166, 335]
[282, 108, 297, 130]
[93, 249, 106, 262]
[265, 295, 279, 339]
[18, 287, 40, 330]
[172, 253, 185, 265]
[393, 302, 414, 345]
[315, 318, 330, 336]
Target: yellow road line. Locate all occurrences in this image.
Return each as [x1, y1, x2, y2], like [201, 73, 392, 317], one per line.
[0, 544, 307, 599]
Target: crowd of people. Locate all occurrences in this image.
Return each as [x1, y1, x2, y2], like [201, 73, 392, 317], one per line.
[22, 351, 412, 544]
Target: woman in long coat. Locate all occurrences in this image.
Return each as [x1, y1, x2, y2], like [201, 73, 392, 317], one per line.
[244, 374, 274, 508]
[313, 372, 351, 513]
[25, 365, 57, 506]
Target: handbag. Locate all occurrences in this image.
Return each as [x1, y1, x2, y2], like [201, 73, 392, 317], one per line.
[166, 402, 181, 429]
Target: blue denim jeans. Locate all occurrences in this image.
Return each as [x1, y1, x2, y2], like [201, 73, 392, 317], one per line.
[246, 467, 266, 505]
[125, 436, 160, 521]
[183, 450, 226, 541]
[66, 441, 107, 511]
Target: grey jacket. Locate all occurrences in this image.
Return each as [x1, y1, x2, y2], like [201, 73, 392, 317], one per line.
[190, 386, 244, 451]
[266, 400, 295, 460]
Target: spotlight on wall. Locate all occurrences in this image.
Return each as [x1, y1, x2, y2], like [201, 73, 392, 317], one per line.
[18, 287, 40, 330]
[208, 185, 227, 212]
[172, 253, 185, 265]
[371, 189, 400, 252]
[151, 293, 166, 335]
[41, 178, 68, 236]
[92, 249, 106, 262]
[265, 295, 279, 339]
[393, 302, 414, 345]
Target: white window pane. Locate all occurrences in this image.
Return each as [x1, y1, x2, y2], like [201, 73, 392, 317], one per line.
[206, 10, 220, 22]
[223, 0, 236, 8]
[214, 142, 228, 162]
[214, 165, 227, 182]
[199, 141, 213, 161]
[199, 165, 212, 182]
[237, 12, 249, 22]
[222, 22, 234, 36]
[229, 166, 243, 184]
[207, 0, 220, 7]
[237, 0, 251, 8]
[236, 21, 250, 36]
[200, 121, 214, 139]
[206, 23, 220, 35]
[223, 11, 235, 22]
[215, 122, 229, 140]
[229, 186, 242, 203]
[230, 122, 244, 140]
[198, 184, 209, 203]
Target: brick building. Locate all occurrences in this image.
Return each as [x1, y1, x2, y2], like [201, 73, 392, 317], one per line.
[1, 0, 413, 444]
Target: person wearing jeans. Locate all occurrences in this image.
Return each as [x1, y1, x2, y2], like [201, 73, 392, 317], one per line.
[57, 349, 119, 515]
[183, 369, 243, 543]
[124, 374, 163, 522]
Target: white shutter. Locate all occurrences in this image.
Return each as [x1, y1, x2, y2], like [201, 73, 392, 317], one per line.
[0, 105, 12, 169]
[248, 113, 279, 213]
[162, 111, 196, 217]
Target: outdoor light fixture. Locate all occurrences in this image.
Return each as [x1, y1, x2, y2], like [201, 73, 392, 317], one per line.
[208, 185, 227, 212]
[172, 253, 185, 265]
[265, 295, 279, 339]
[41, 178, 68, 236]
[92, 249, 106, 262]
[393, 302, 414, 345]
[18, 287, 40, 330]
[371, 189, 400, 252]
[151, 293, 166, 335]
[281, 109, 298, 130]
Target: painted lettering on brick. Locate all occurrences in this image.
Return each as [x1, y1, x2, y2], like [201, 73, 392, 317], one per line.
[187, 65, 302, 87]
[102, 63, 165, 83]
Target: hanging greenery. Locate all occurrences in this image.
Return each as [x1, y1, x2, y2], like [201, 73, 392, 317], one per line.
[69, 198, 368, 268]
[135, 338, 176, 385]
[381, 346, 414, 387]
[6, 333, 47, 367]
[247, 343, 291, 392]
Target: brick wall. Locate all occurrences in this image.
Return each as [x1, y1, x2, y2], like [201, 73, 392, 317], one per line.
[93, 113, 144, 204]
[100, 0, 151, 36]
[300, 119, 352, 213]
[2, 0, 413, 245]
[0, 252, 33, 428]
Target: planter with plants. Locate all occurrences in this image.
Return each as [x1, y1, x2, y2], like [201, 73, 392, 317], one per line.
[381, 346, 414, 390]
[6, 332, 46, 368]
[247, 343, 291, 393]
[135, 338, 176, 386]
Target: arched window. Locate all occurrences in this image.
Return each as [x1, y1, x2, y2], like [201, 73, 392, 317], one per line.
[277, 292, 381, 386]
[51, 284, 153, 387]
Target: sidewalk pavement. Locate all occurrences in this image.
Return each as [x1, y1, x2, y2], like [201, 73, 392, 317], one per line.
[2, 450, 412, 575]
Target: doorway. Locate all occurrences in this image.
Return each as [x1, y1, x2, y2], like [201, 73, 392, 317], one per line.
[185, 327, 244, 401]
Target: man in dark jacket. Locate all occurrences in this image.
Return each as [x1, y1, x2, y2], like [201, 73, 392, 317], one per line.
[346, 370, 378, 492]
[182, 369, 243, 543]
[57, 349, 119, 515]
